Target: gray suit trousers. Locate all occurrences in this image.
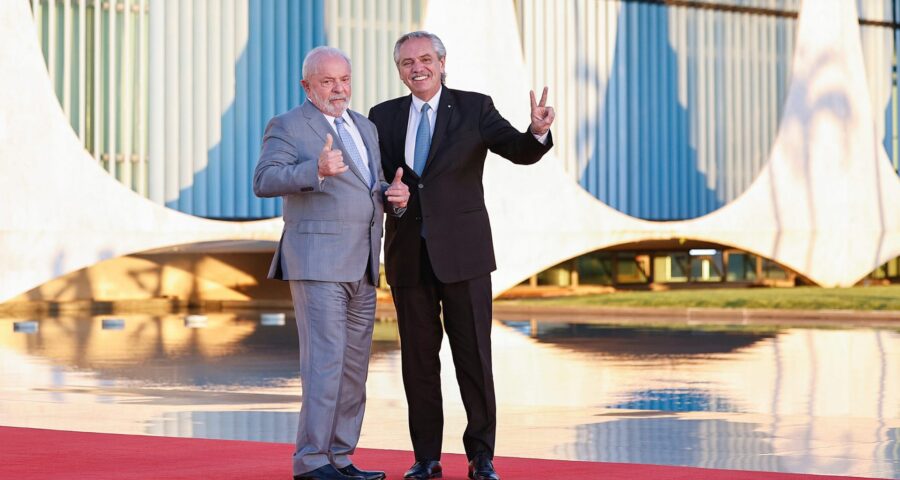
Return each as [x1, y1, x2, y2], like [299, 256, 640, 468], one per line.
[289, 277, 376, 475]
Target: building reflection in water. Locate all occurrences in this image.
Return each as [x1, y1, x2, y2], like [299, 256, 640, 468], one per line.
[0, 313, 898, 478]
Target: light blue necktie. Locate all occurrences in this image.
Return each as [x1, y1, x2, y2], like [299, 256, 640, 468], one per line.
[413, 103, 432, 176]
[334, 116, 372, 187]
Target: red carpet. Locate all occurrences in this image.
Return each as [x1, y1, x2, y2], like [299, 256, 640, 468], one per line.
[0, 427, 878, 479]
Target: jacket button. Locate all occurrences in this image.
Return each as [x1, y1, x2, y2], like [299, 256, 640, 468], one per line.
[370, 220, 375, 227]
[418, 184, 424, 189]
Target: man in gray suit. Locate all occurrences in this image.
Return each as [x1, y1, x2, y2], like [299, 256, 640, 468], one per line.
[254, 46, 409, 480]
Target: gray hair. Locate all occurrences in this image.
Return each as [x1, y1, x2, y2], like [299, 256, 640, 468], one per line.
[302, 46, 351, 80]
[393, 31, 447, 84]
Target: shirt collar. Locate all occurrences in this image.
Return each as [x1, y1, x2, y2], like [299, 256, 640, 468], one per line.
[324, 110, 351, 125]
[411, 86, 442, 113]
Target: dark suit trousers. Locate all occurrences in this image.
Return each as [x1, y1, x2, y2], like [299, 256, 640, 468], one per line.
[392, 241, 496, 461]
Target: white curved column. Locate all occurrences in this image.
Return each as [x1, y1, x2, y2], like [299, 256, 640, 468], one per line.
[423, 0, 900, 294]
[2, 0, 899, 303]
[0, 1, 282, 303]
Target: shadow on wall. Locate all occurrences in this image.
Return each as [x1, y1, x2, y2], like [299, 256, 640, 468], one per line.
[32, 251, 95, 305]
[576, 3, 717, 221]
[776, 50, 854, 274]
[168, 1, 326, 220]
[12, 251, 289, 303]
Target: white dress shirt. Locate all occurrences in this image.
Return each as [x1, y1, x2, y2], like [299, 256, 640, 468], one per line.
[404, 87, 442, 170]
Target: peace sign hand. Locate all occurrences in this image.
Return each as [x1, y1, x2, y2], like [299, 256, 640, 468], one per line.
[529, 86, 555, 136]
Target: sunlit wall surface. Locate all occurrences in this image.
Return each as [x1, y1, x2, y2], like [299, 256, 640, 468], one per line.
[515, 0, 900, 220]
[30, 0, 900, 222]
[29, 0, 425, 220]
[147, 1, 326, 219]
[324, 0, 427, 114]
[31, 0, 152, 197]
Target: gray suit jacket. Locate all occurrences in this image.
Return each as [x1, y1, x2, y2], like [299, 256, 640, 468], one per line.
[254, 100, 386, 284]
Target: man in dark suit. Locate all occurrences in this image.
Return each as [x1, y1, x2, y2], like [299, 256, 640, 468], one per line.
[255, 46, 409, 480]
[368, 31, 555, 480]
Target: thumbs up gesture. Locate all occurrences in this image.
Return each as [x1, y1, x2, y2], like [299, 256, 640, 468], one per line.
[318, 133, 349, 177]
[385, 167, 410, 208]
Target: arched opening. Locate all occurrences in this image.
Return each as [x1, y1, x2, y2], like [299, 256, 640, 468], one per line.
[505, 239, 814, 299]
[506, 241, 900, 301]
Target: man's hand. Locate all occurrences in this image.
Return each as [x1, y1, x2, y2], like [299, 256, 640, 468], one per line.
[318, 133, 348, 177]
[529, 86, 555, 136]
[385, 167, 410, 208]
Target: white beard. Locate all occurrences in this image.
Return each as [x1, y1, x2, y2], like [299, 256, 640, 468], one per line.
[310, 91, 348, 117]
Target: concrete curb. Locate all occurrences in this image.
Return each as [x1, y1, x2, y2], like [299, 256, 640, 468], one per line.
[3, 299, 898, 328]
[489, 304, 900, 327]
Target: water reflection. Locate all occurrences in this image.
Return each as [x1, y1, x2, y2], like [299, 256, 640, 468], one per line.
[564, 417, 782, 468]
[0, 313, 898, 478]
[495, 320, 900, 420]
[147, 411, 299, 444]
[503, 320, 776, 355]
[0, 313, 400, 388]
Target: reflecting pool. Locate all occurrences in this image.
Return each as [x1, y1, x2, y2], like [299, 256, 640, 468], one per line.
[0, 312, 898, 478]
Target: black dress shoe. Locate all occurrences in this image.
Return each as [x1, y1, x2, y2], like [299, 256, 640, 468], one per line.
[468, 454, 499, 480]
[294, 464, 364, 480]
[404, 460, 442, 479]
[338, 464, 386, 480]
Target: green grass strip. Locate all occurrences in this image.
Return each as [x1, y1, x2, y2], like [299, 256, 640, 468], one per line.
[496, 285, 900, 311]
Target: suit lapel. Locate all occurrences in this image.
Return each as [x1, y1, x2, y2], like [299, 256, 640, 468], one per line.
[423, 89, 454, 176]
[300, 100, 334, 145]
[391, 95, 413, 177]
[349, 110, 380, 189]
